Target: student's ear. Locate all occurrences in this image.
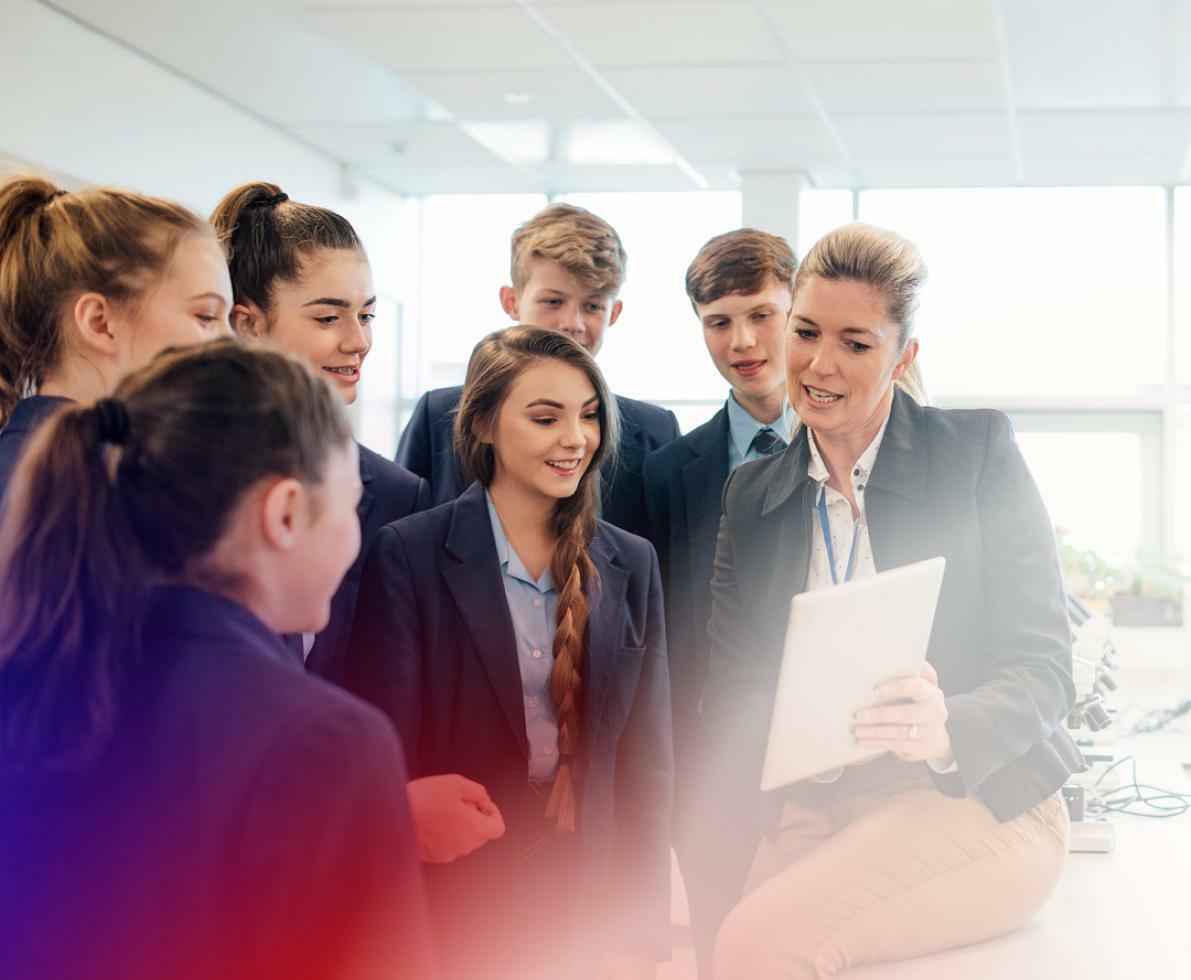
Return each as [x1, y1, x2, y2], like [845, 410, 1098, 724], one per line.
[70, 292, 121, 357]
[892, 337, 920, 381]
[498, 285, 520, 322]
[259, 477, 306, 551]
[231, 301, 268, 339]
[607, 298, 623, 327]
[471, 416, 494, 445]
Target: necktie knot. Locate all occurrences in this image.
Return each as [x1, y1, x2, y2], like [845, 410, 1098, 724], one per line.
[750, 427, 785, 456]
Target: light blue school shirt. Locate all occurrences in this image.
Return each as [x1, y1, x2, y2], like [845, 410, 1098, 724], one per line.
[726, 392, 798, 473]
[485, 491, 560, 782]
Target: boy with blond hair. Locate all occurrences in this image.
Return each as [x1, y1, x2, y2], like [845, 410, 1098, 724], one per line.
[397, 203, 680, 537]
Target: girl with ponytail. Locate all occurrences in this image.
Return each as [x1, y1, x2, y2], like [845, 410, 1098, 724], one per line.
[0, 174, 232, 502]
[210, 180, 503, 869]
[0, 340, 435, 980]
[348, 325, 673, 980]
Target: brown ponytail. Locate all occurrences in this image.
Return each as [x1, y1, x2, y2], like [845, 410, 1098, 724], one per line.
[0, 339, 351, 769]
[0, 174, 211, 427]
[209, 181, 363, 312]
[454, 325, 620, 831]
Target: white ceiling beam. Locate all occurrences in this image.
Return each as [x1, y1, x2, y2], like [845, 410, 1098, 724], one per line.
[991, 0, 1026, 185]
[512, 0, 709, 190]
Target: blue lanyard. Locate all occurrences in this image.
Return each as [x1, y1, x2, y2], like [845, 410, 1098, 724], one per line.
[817, 489, 861, 585]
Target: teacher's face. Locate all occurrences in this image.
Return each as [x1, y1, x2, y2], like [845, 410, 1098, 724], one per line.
[787, 276, 918, 442]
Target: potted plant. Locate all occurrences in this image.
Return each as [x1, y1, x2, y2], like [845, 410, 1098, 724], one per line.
[1057, 533, 1185, 627]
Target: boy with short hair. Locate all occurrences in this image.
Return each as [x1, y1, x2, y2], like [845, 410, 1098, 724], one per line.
[396, 203, 680, 538]
[644, 227, 798, 790]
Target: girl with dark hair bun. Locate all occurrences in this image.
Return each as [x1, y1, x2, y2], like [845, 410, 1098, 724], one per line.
[210, 180, 504, 867]
[0, 173, 232, 502]
[348, 325, 673, 980]
[0, 339, 436, 980]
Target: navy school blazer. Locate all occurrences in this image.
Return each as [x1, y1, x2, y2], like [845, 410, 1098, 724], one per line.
[0, 395, 72, 508]
[642, 404, 730, 770]
[0, 584, 435, 980]
[683, 390, 1084, 952]
[346, 482, 674, 961]
[305, 443, 430, 684]
[394, 384, 681, 539]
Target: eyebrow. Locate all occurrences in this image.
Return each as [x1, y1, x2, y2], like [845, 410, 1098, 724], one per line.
[524, 395, 600, 409]
[301, 295, 377, 309]
[188, 292, 227, 304]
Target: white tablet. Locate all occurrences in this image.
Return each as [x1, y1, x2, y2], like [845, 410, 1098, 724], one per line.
[759, 556, 947, 792]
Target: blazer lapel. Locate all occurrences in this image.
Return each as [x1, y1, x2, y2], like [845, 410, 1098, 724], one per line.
[865, 390, 931, 572]
[681, 408, 731, 583]
[355, 441, 377, 538]
[442, 484, 529, 757]
[583, 528, 630, 750]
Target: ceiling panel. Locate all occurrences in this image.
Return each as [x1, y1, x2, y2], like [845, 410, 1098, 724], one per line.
[539, 1, 787, 67]
[305, 5, 572, 71]
[400, 68, 622, 120]
[1004, 0, 1174, 109]
[762, 0, 998, 62]
[804, 61, 1005, 114]
[834, 113, 1010, 157]
[361, 161, 539, 195]
[603, 64, 815, 117]
[1023, 153, 1179, 186]
[853, 154, 1017, 188]
[1018, 110, 1191, 156]
[49, 0, 431, 125]
[655, 115, 840, 165]
[292, 121, 507, 165]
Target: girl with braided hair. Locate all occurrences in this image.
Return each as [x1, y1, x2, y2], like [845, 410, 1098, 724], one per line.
[348, 325, 673, 980]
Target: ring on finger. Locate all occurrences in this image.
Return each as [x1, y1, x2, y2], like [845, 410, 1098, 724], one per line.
[908, 724, 919, 741]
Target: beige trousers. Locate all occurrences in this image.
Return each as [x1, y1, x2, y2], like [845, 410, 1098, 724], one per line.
[713, 772, 1070, 980]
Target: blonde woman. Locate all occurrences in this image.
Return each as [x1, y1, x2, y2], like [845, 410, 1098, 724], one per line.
[689, 223, 1078, 979]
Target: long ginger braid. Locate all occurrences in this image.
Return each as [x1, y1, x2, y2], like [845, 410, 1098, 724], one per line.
[544, 487, 599, 832]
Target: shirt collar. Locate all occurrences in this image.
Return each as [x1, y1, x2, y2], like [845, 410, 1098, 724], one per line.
[484, 490, 556, 593]
[807, 416, 890, 489]
[726, 391, 797, 461]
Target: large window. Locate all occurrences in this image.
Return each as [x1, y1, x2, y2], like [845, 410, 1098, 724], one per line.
[561, 191, 743, 433]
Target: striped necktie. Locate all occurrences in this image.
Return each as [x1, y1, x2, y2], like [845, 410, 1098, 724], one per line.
[750, 427, 786, 456]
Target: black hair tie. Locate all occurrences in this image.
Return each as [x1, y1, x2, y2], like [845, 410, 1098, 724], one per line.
[94, 398, 131, 446]
[248, 191, 288, 209]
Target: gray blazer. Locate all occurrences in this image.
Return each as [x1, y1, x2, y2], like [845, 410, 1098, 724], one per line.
[685, 389, 1082, 952]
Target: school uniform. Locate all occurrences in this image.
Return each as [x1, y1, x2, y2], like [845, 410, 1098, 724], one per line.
[0, 394, 71, 507]
[303, 444, 430, 684]
[395, 385, 680, 538]
[642, 395, 796, 770]
[346, 482, 673, 979]
[0, 394, 426, 680]
[0, 584, 436, 980]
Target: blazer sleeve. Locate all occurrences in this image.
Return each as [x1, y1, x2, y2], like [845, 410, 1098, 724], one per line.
[395, 391, 433, 480]
[942, 412, 1077, 794]
[345, 525, 425, 775]
[413, 474, 432, 513]
[609, 545, 674, 960]
[233, 703, 437, 980]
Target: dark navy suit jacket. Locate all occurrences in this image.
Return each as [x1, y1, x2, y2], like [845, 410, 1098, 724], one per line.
[0, 585, 435, 980]
[642, 405, 729, 773]
[305, 444, 430, 684]
[684, 390, 1084, 959]
[395, 385, 680, 539]
[346, 483, 673, 968]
